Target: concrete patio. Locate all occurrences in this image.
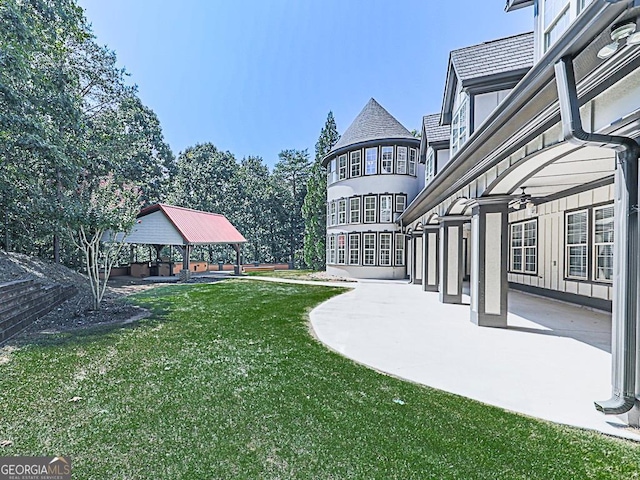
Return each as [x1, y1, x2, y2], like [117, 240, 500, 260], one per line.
[310, 280, 640, 441]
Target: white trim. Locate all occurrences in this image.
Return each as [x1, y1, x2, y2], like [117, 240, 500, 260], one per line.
[364, 196, 377, 223]
[379, 232, 392, 266]
[409, 148, 417, 176]
[337, 233, 346, 265]
[592, 204, 614, 283]
[396, 146, 407, 175]
[363, 233, 376, 266]
[380, 195, 393, 223]
[381, 146, 394, 174]
[349, 233, 360, 265]
[510, 219, 537, 274]
[338, 154, 348, 181]
[349, 197, 361, 224]
[350, 150, 361, 177]
[395, 233, 405, 266]
[565, 209, 589, 280]
[365, 147, 378, 175]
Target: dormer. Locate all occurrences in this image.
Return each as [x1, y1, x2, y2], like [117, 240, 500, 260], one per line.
[420, 114, 450, 186]
[505, 0, 593, 62]
[440, 33, 534, 158]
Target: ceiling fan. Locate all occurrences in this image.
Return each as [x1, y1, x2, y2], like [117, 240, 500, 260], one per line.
[509, 187, 534, 210]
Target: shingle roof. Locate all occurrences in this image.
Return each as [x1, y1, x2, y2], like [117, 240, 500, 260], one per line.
[450, 32, 534, 82]
[138, 204, 247, 245]
[423, 114, 450, 144]
[329, 98, 416, 155]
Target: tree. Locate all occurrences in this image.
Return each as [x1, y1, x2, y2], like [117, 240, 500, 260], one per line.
[273, 149, 311, 266]
[302, 112, 339, 270]
[68, 173, 141, 310]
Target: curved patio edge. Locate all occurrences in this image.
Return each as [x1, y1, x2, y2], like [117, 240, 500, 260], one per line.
[309, 280, 640, 442]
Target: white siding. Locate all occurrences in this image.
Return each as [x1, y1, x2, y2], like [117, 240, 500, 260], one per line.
[124, 210, 184, 245]
[508, 184, 614, 302]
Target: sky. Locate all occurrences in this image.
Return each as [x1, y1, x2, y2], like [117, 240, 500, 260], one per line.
[78, 1, 533, 168]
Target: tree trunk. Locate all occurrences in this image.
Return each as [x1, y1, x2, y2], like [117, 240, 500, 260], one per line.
[4, 209, 9, 252]
[53, 169, 62, 263]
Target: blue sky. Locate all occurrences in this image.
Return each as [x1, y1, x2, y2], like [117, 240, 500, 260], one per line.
[78, 1, 533, 167]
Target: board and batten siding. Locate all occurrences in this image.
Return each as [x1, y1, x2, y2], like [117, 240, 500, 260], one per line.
[508, 184, 614, 302]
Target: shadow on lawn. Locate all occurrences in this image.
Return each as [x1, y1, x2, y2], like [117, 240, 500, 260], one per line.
[6, 284, 200, 349]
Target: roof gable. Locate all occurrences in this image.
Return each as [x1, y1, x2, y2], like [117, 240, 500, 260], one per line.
[441, 32, 534, 123]
[423, 114, 450, 144]
[328, 98, 416, 156]
[133, 204, 247, 245]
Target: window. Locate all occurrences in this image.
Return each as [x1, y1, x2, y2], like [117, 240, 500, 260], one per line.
[451, 94, 468, 156]
[329, 201, 336, 226]
[381, 146, 393, 174]
[364, 196, 376, 223]
[327, 159, 336, 185]
[349, 234, 360, 265]
[396, 147, 407, 174]
[337, 234, 346, 264]
[395, 194, 406, 213]
[578, 0, 592, 13]
[566, 210, 588, 279]
[409, 149, 417, 176]
[349, 197, 361, 224]
[425, 148, 435, 184]
[338, 199, 346, 225]
[593, 205, 614, 282]
[380, 195, 393, 223]
[365, 148, 377, 175]
[543, 0, 570, 52]
[338, 154, 348, 181]
[395, 233, 405, 266]
[350, 151, 361, 177]
[510, 220, 537, 274]
[363, 233, 376, 266]
[379, 233, 392, 266]
[328, 235, 336, 264]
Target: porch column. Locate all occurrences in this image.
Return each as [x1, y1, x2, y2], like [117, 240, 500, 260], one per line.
[412, 232, 423, 285]
[409, 235, 416, 283]
[422, 225, 439, 292]
[469, 197, 510, 328]
[439, 216, 466, 304]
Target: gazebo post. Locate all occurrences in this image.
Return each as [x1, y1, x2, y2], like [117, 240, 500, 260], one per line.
[181, 244, 192, 281]
[232, 244, 241, 275]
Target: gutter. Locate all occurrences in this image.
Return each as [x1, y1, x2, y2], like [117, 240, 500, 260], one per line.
[399, 0, 631, 226]
[555, 56, 639, 415]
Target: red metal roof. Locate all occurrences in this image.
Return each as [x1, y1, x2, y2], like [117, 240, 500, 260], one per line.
[138, 204, 247, 245]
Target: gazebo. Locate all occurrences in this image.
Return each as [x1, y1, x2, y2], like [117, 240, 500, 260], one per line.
[124, 204, 247, 280]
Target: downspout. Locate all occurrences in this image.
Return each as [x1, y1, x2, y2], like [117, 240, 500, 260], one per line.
[555, 56, 639, 415]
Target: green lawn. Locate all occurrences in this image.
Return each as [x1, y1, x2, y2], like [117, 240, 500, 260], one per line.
[1, 280, 640, 479]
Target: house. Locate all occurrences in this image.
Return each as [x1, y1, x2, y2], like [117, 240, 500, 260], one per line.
[326, 0, 640, 427]
[323, 98, 422, 279]
[398, 0, 640, 425]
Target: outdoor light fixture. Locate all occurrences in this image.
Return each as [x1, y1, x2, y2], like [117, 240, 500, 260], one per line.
[597, 21, 638, 59]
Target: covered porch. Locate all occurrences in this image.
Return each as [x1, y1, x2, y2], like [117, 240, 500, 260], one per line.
[310, 280, 639, 440]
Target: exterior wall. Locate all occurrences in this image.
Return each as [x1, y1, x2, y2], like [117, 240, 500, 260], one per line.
[436, 149, 450, 173]
[508, 183, 614, 304]
[474, 89, 511, 131]
[326, 141, 419, 279]
[125, 210, 184, 245]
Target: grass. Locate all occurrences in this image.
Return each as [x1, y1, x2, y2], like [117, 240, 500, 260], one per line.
[1, 280, 639, 479]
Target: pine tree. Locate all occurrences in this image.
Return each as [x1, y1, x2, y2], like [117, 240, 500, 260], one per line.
[302, 112, 340, 270]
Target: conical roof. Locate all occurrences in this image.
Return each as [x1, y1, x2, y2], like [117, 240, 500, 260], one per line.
[328, 98, 416, 156]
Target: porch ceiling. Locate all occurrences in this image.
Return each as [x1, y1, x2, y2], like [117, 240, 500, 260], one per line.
[486, 144, 615, 198]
